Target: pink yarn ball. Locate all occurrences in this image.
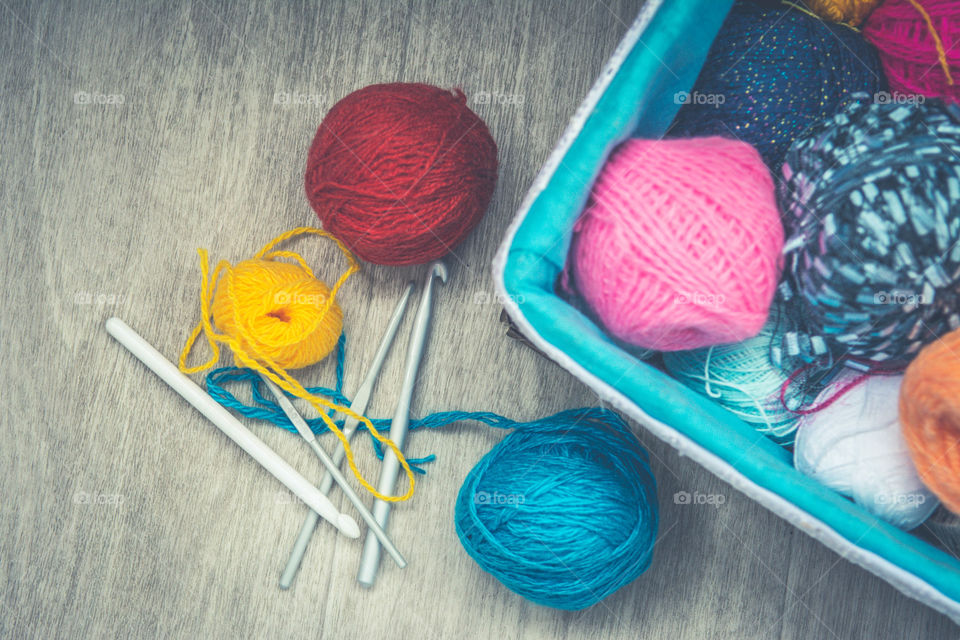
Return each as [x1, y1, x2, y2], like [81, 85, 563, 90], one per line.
[864, 0, 960, 104]
[569, 137, 783, 352]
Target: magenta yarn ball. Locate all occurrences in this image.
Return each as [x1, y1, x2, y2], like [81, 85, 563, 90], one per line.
[864, 0, 960, 104]
[569, 137, 784, 351]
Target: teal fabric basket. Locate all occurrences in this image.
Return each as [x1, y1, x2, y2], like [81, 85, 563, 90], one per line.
[493, 0, 960, 622]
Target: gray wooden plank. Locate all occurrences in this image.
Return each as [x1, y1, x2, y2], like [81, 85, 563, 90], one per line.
[1, 0, 956, 638]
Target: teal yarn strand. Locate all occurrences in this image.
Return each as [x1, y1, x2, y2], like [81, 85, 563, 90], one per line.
[204, 332, 524, 473]
[204, 366, 493, 474]
[204, 335, 660, 609]
[455, 408, 659, 610]
[662, 315, 800, 444]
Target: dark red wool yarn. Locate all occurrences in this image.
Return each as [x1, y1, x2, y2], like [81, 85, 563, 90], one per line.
[305, 83, 498, 266]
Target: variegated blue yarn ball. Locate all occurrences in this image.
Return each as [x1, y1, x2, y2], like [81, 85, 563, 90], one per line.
[668, 1, 886, 170]
[778, 98, 960, 370]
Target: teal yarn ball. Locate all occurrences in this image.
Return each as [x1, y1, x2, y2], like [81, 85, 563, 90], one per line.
[454, 408, 658, 610]
[662, 312, 800, 443]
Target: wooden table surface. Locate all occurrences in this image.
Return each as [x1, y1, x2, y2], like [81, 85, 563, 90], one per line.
[2, 1, 956, 637]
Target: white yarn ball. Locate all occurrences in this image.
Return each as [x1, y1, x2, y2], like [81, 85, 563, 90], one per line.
[794, 372, 938, 530]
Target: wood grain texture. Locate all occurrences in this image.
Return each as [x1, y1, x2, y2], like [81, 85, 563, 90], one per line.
[0, 1, 956, 638]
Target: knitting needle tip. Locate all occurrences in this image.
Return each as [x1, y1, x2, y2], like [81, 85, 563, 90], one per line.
[429, 260, 449, 284]
[339, 514, 361, 539]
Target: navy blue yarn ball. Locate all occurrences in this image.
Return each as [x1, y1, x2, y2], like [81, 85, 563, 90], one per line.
[668, 1, 886, 170]
[454, 408, 658, 610]
[778, 98, 960, 369]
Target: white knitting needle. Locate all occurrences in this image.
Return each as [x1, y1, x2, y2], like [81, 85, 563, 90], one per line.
[105, 317, 360, 539]
[357, 261, 448, 588]
[279, 282, 414, 589]
[259, 375, 406, 568]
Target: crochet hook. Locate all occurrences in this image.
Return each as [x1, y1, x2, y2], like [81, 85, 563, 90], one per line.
[105, 317, 361, 539]
[279, 282, 415, 589]
[357, 261, 448, 588]
[259, 374, 406, 569]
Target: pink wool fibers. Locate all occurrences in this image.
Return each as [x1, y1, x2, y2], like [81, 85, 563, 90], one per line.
[569, 137, 783, 352]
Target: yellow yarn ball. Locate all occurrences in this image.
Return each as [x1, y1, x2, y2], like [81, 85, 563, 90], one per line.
[179, 227, 419, 503]
[212, 258, 343, 370]
[800, 0, 884, 26]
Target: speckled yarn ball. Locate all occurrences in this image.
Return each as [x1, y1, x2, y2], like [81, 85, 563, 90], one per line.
[669, 1, 886, 169]
[779, 98, 960, 369]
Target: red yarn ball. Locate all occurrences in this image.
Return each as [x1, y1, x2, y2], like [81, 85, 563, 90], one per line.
[305, 83, 498, 266]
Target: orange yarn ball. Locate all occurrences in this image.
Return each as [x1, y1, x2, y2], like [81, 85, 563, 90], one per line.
[900, 328, 960, 514]
[800, 0, 884, 26]
[212, 258, 343, 370]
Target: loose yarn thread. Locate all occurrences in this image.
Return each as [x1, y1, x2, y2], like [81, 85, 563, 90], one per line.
[205, 360, 518, 475]
[179, 227, 417, 503]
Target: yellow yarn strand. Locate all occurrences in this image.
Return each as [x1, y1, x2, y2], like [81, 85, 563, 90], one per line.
[180, 255, 230, 374]
[907, 0, 955, 86]
[178, 227, 416, 503]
